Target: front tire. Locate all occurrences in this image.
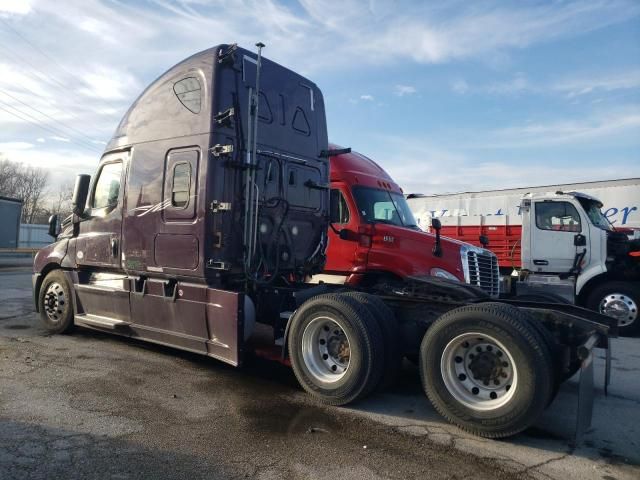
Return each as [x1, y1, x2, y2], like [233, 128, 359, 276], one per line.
[38, 270, 74, 334]
[288, 293, 384, 405]
[586, 282, 640, 336]
[420, 303, 553, 438]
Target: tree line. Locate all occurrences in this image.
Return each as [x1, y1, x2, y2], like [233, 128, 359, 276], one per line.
[0, 155, 73, 224]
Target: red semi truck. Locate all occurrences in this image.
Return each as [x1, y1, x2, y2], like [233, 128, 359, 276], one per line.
[407, 187, 640, 335]
[33, 44, 614, 439]
[321, 146, 498, 294]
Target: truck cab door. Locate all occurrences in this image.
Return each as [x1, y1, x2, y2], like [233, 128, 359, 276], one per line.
[73, 153, 130, 322]
[526, 200, 586, 273]
[324, 187, 360, 276]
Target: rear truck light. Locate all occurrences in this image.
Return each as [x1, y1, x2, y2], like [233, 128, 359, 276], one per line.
[358, 225, 373, 248]
[629, 251, 640, 257]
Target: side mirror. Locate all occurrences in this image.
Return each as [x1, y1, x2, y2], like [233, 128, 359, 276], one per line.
[329, 190, 341, 224]
[47, 214, 59, 238]
[431, 218, 442, 257]
[339, 229, 350, 241]
[574, 233, 586, 246]
[72, 174, 91, 217]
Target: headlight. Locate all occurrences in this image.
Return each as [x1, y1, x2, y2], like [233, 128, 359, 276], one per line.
[430, 268, 460, 282]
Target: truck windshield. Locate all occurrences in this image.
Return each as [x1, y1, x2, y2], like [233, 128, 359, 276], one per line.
[577, 197, 613, 231]
[352, 186, 418, 228]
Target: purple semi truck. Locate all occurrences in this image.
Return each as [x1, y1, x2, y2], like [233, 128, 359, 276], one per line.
[32, 43, 615, 439]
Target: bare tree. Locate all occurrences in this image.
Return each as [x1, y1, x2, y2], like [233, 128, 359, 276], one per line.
[46, 181, 74, 219]
[0, 157, 49, 223]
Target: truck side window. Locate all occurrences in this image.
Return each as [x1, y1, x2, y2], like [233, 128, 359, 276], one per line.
[91, 162, 122, 209]
[171, 162, 191, 208]
[173, 77, 201, 114]
[330, 189, 350, 224]
[535, 201, 581, 232]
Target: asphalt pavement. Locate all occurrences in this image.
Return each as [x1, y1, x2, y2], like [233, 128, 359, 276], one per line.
[1, 267, 639, 480]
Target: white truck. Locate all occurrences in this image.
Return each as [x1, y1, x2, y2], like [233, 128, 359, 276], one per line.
[407, 179, 640, 335]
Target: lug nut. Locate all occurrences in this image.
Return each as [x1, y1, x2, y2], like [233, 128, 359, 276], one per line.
[455, 356, 463, 363]
[471, 387, 479, 395]
[490, 392, 497, 400]
[458, 373, 467, 381]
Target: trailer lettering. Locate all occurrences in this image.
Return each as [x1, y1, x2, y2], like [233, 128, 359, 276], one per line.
[621, 206, 638, 225]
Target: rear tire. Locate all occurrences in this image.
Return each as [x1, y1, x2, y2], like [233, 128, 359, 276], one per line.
[288, 293, 384, 405]
[420, 302, 553, 438]
[342, 291, 401, 390]
[38, 270, 74, 334]
[586, 282, 640, 336]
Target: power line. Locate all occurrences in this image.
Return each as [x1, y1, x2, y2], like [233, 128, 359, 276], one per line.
[0, 88, 104, 146]
[0, 101, 102, 154]
[0, 42, 74, 94]
[0, 17, 83, 88]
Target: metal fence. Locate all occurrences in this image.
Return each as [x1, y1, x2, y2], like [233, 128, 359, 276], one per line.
[19, 224, 50, 248]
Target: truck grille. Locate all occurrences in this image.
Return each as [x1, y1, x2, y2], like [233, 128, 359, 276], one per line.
[461, 246, 500, 297]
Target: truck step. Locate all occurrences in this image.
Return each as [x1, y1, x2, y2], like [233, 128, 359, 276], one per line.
[75, 314, 131, 330]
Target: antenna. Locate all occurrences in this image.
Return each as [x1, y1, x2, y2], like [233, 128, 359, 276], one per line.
[243, 42, 266, 277]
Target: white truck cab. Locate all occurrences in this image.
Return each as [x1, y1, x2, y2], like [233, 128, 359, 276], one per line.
[518, 191, 639, 334]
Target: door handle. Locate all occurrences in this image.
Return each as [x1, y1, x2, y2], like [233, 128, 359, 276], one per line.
[533, 259, 548, 266]
[111, 238, 118, 257]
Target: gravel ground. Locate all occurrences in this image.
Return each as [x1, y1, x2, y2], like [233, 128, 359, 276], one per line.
[1, 268, 638, 480]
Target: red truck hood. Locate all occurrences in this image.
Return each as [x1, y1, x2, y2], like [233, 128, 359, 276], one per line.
[366, 223, 466, 281]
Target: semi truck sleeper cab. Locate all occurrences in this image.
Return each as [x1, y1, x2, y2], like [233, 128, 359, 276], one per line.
[33, 43, 615, 440]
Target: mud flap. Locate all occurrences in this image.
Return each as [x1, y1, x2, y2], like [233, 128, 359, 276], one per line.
[573, 349, 594, 446]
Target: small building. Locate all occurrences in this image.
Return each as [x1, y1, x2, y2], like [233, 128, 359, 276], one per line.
[0, 196, 23, 249]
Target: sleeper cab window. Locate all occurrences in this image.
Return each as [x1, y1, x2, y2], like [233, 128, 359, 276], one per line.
[173, 77, 201, 114]
[535, 201, 581, 232]
[92, 162, 122, 209]
[172, 162, 191, 208]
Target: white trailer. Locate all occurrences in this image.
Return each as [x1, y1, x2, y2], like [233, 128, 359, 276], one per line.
[407, 178, 640, 231]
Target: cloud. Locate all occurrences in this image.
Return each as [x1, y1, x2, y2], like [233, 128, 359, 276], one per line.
[0, 141, 34, 150]
[489, 109, 640, 147]
[486, 73, 532, 95]
[393, 84, 417, 96]
[0, 0, 638, 194]
[360, 134, 640, 195]
[553, 69, 640, 98]
[50, 136, 70, 143]
[0, 0, 32, 15]
[451, 79, 469, 94]
[78, 66, 141, 101]
[335, 1, 640, 66]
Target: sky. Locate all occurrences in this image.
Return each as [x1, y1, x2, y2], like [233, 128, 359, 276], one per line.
[0, 0, 639, 196]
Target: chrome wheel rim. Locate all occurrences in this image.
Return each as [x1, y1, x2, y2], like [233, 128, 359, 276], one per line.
[599, 293, 637, 327]
[441, 332, 517, 411]
[43, 282, 66, 323]
[301, 316, 350, 383]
